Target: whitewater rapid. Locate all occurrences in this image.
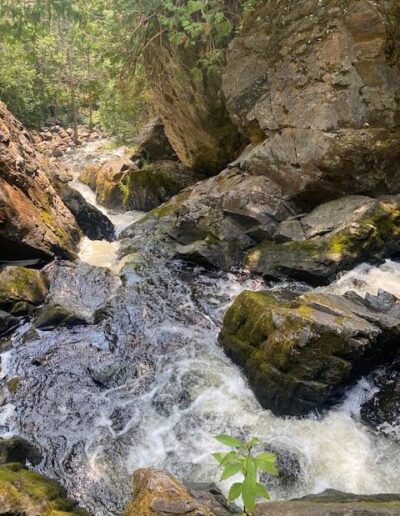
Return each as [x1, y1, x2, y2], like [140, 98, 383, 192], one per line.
[0, 141, 399, 515]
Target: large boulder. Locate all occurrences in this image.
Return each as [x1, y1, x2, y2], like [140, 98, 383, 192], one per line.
[0, 266, 49, 311]
[246, 195, 400, 285]
[124, 468, 232, 516]
[79, 157, 134, 209]
[120, 167, 297, 269]
[222, 0, 400, 208]
[121, 161, 204, 211]
[130, 117, 177, 164]
[56, 181, 115, 241]
[144, 39, 245, 173]
[220, 289, 400, 416]
[0, 463, 87, 515]
[81, 157, 203, 212]
[0, 102, 80, 261]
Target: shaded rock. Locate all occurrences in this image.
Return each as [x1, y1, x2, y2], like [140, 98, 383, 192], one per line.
[56, 181, 115, 241]
[0, 437, 42, 466]
[144, 37, 245, 173]
[130, 117, 177, 163]
[124, 468, 232, 516]
[0, 462, 87, 515]
[246, 196, 400, 285]
[35, 305, 88, 330]
[220, 290, 400, 416]
[0, 102, 80, 261]
[223, 0, 400, 207]
[79, 157, 135, 209]
[0, 266, 49, 311]
[255, 490, 400, 515]
[0, 310, 19, 336]
[361, 361, 400, 443]
[121, 168, 297, 269]
[43, 261, 120, 324]
[121, 160, 204, 211]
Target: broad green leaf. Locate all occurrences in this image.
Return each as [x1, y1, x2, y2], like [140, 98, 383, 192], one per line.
[241, 476, 257, 512]
[255, 482, 270, 500]
[219, 451, 239, 466]
[215, 434, 245, 449]
[228, 482, 242, 502]
[256, 453, 279, 476]
[220, 461, 242, 480]
[212, 452, 227, 465]
[245, 456, 257, 482]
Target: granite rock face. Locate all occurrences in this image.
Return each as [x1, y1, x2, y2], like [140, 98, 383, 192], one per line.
[246, 195, 400, 284]
[223, 0, 400, 207]
[0, 102, 81, 260]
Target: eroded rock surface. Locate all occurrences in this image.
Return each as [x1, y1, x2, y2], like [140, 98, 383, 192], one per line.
[223, 0, 400, 207]
[220, 289, 400, 416]
[246, 195, 400, 284]
[124, 468, 232, 516]
[0, 102, 80, 261]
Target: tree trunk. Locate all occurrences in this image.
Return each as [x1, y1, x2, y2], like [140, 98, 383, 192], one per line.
[89, 94, 93, 133]
[72, 92, 79, 144]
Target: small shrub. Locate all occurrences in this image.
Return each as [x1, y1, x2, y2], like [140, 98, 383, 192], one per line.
[213, 434, 278, 514]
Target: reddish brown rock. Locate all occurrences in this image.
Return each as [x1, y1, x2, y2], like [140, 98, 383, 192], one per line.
[0, 102, 80, 260]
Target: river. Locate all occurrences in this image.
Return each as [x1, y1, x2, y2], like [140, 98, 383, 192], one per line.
[0, 141, 399, 515]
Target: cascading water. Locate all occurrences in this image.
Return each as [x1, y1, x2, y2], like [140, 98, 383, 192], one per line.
[0, 142, 399, 515]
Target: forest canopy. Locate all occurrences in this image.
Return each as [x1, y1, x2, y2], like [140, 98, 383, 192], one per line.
[0, 0, 250, 137]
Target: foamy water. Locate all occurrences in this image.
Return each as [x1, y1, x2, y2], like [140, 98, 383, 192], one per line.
[0, 142, 398, 514]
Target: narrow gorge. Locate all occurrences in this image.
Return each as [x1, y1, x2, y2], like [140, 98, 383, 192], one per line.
[0, 1, 399, 515]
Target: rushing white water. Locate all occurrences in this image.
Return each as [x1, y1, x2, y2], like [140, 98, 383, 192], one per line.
[64, 139, 145, 270]
[0, 142, 399, 515]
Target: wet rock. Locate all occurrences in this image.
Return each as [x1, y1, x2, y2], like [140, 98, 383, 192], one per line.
[0, 462, 88, 515]
[0, 102, 81, 261]
[0, 266, 49, 312]
[35, 305, 88, 330]
[124, 468, 232, 515]
[121, 160, 204, 212]
[130, 117, 177, 163]
[43, 261, 120, 324]
[220, 290, 400, 416]
[246, 196, 400, 285]
[223, 0, 400, 208]
[56, 181, 115, 241]
[360, 361, 400, 443]
[0, 310, 19, 336]
[122, 168, 297, 269]
[255, 490, 400, 515]
[79, 157, 135, 209]
[0, 436, 42, 466]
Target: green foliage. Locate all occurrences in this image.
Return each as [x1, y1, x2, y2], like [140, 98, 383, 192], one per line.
[213, 434, 278, 514]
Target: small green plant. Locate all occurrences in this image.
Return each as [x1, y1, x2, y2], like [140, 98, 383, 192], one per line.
[213, 435, 278, 515]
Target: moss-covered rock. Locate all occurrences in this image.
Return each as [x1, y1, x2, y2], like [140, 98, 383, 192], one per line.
[0, 463, 88, 515]
[121, 161, 204, 211]
[246, 196, 400, 285]
[79, 157, 133, 209]
[220, 289, 400, 416]
[0, 266, 49, 311]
